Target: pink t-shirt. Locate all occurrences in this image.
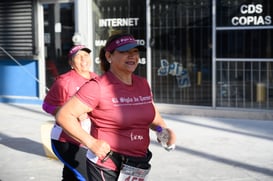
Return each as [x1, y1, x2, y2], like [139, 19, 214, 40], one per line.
[76, 71, 155, 169]
[43, 69, 97, 145]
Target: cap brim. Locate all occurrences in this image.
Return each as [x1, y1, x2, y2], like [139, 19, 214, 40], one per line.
[116, 43, 146, 52]
[81, 48, 91, 53]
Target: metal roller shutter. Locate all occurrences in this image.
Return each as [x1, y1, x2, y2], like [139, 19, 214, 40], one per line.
[0, 0, 35, 59]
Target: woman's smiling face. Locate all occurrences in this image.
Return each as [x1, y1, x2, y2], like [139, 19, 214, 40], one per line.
[70, 50, 91, 74]
[107, 48, 140, 74]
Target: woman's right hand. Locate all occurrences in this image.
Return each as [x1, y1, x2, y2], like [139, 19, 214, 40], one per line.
[88, 139, 111, 159]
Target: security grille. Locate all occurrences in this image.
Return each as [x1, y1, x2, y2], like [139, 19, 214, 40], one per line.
[0, 0, 35, 59]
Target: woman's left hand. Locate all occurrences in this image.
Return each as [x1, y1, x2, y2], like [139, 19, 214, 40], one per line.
[166, 128, 176, 147]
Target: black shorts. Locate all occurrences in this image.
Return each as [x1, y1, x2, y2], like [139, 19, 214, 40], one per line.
[86, 150, 152, 181]
[86, 159, 119, 181]
[51, 140, 88, 181]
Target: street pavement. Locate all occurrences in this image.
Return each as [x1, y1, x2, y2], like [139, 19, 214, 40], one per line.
[0, 103, 273, 181]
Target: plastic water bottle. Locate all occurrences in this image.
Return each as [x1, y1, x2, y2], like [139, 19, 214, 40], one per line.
[156, 126, 175, 151]
[156, 126, 169, 147]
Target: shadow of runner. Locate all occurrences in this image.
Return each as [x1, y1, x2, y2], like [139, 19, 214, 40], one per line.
[151, 140, 273, 177]
[0, 132, 45, 157]
[162, 114, 273, 141]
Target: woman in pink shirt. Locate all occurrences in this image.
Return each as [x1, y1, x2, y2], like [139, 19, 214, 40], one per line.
[42, 45, 97, 181]
[56, 33, 176, 181]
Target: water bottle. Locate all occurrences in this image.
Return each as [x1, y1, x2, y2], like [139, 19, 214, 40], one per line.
[156, 126, 175, 151]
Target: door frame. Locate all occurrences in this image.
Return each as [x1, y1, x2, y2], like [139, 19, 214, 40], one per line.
[36, 0, 93, 98]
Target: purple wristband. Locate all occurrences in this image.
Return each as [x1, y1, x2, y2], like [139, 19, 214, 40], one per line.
[42, 102, 57, 115]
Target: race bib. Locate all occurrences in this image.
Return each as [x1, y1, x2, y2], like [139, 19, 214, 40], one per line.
[117, 164, 150, 181]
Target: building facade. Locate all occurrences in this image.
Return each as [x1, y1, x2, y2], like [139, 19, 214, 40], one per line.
[0, 0, 272, 119]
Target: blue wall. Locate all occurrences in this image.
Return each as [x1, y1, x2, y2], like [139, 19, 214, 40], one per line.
[0, 60, 42, 104]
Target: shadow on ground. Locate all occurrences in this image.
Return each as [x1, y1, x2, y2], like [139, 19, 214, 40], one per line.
[0, 132, 45, 157]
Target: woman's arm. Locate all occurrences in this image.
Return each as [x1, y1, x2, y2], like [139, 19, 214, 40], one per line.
[150, 105, 167, 130]
[150, 103, 176, 147]
[55, 96, 111, 158]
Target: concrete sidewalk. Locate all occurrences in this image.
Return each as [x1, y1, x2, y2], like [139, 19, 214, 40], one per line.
[0, 103, 273, 181]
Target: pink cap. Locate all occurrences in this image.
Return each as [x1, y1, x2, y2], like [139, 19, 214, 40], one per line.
[105, 35, 145, 52]
[68, 45, 91, 58]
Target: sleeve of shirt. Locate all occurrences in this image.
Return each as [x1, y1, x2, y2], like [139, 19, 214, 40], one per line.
[43, 78, 69, 111]
[75, 79, 100, 109]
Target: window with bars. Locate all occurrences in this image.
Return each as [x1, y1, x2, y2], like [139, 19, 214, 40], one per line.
[91, 0, 272, 110]
[216, 0, 273, 110]
[150, 0, 212, 106]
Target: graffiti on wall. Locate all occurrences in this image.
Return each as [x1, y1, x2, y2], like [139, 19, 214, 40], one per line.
[157, 59, 191, 88]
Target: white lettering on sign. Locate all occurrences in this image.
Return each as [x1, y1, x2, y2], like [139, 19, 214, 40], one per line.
[95, 39, 145, 47]
[240, 4, 263, 14]
[95, 40, 107, 46]
[231, 4, 272, 26]
[99, 18, 139, 27]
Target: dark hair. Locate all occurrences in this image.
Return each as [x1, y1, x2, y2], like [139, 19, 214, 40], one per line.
[99, 47, 110, 72]
[99, 32, 133, 72]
